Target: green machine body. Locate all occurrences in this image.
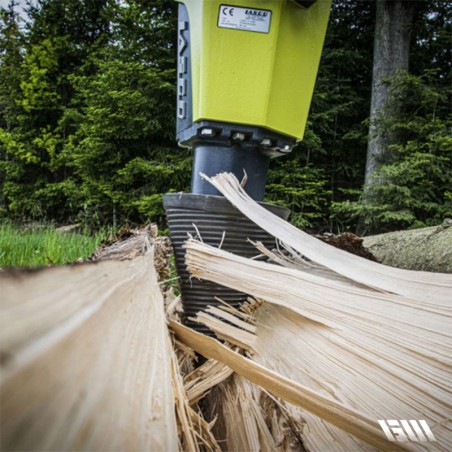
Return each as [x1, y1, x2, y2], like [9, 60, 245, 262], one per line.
[176, 0, 331, 197]
[178, 2, 330, 145]
[165, 0, 331, 331]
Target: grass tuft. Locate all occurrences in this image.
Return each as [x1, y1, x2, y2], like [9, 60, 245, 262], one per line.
[0, 224, 107, 269]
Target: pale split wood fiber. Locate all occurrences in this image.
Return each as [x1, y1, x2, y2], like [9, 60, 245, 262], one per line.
[0, 252, 179, 451]
[184, 241, 452, 451]
[204, 370, 307, 452]
[184, 356, 234, 405]
[193, 305, 257, 351]
[254, 304, 424, 452]
[202, 172, 452, 304]
[170, 321, 410, 451]
[186, 240, 451, 367]
[164, 267, 221, 451]
[193, 310, 373, 452]
[169, 339, 199, 452]
[208, 373, 280, 452]
[188, 306, 293, 451]
[192, 310, 382, 452]
[169, 335, 221, 452]
[252, 240, 375, 290]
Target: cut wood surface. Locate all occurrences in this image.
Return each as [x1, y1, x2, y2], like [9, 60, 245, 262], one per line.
[2, 183, 450, 452]
[0, 250, 179, 451]
[202, 173, 452, 303]
[186, 239, 452, 450]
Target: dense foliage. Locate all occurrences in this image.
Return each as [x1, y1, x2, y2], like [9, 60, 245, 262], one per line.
[0, 0, 189, 228]
[0, 0, 450, 233]
[333, 70, 451, 234]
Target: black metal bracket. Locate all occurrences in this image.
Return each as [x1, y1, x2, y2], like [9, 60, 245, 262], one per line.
[177, 120, 296, 158]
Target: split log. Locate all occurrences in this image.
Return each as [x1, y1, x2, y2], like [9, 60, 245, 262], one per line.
[170, 321, 409, 451]
[363, 222, 452, 273]
[185, 239, 452, 451]
[201, 172, 452, 303]
[0, 248, 179, 451]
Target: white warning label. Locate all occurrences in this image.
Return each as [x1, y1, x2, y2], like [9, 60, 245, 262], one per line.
[218, 5, 272, 34]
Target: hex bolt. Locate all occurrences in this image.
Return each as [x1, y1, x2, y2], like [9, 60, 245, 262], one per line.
[200, 128, 215, 137]
[232, 132, 246, 142]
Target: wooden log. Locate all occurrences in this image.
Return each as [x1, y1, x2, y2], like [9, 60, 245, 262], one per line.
[170, 321, 410, 451]
[202, 172, 452, 304]
[363, 222, 452, 273]
[0, 250, 179, 451]
[185, 239, 452, 451]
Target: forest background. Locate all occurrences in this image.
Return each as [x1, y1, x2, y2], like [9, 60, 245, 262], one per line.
[0, 0, 450, 235]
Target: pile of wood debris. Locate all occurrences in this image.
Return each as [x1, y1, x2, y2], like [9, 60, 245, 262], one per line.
[1, 173, 451, 451]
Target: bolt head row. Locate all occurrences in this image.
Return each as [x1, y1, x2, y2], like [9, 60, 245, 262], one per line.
[199, 128, 293, 153]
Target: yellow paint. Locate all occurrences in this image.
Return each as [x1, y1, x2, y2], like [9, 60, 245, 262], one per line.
[178, 0, 331, 140]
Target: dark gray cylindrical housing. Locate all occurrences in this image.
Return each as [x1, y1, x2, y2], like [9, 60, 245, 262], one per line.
[163, 193, 290, 334]
[191, 143, 270, 201]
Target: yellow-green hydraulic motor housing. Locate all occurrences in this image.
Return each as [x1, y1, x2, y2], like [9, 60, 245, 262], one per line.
[177, 0, 331, 198]
[177, 0, 331, 151]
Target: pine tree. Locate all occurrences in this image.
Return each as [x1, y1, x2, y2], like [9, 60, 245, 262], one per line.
[0, 0, 110, 222]
[65, 0, 190, 227]
[0, 1, 25, 218]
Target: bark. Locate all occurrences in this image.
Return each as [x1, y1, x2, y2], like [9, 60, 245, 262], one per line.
[365, 0, 416, 185]
[363, 220, 452, 273]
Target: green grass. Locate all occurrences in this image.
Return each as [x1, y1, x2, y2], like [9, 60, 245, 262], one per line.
[161, 253, 181, 296]
[0, 224, 107, 269]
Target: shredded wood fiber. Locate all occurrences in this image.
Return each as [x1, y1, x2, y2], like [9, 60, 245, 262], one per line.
[201, 172, 452, 304]
[2, 174, 450, 451]
[169, 336, 220, 452]
[205, 373, 301, 452]
[180, 172, 451, 451]
[170, 321, 409, 451]
[0, 250, 179, 451]
[185, 238, 451, 450]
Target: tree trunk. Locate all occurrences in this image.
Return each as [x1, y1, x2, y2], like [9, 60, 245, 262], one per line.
[364, 0, 416, 186]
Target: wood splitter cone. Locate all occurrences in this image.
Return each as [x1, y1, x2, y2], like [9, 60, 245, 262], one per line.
[163, 192, 289, 334]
